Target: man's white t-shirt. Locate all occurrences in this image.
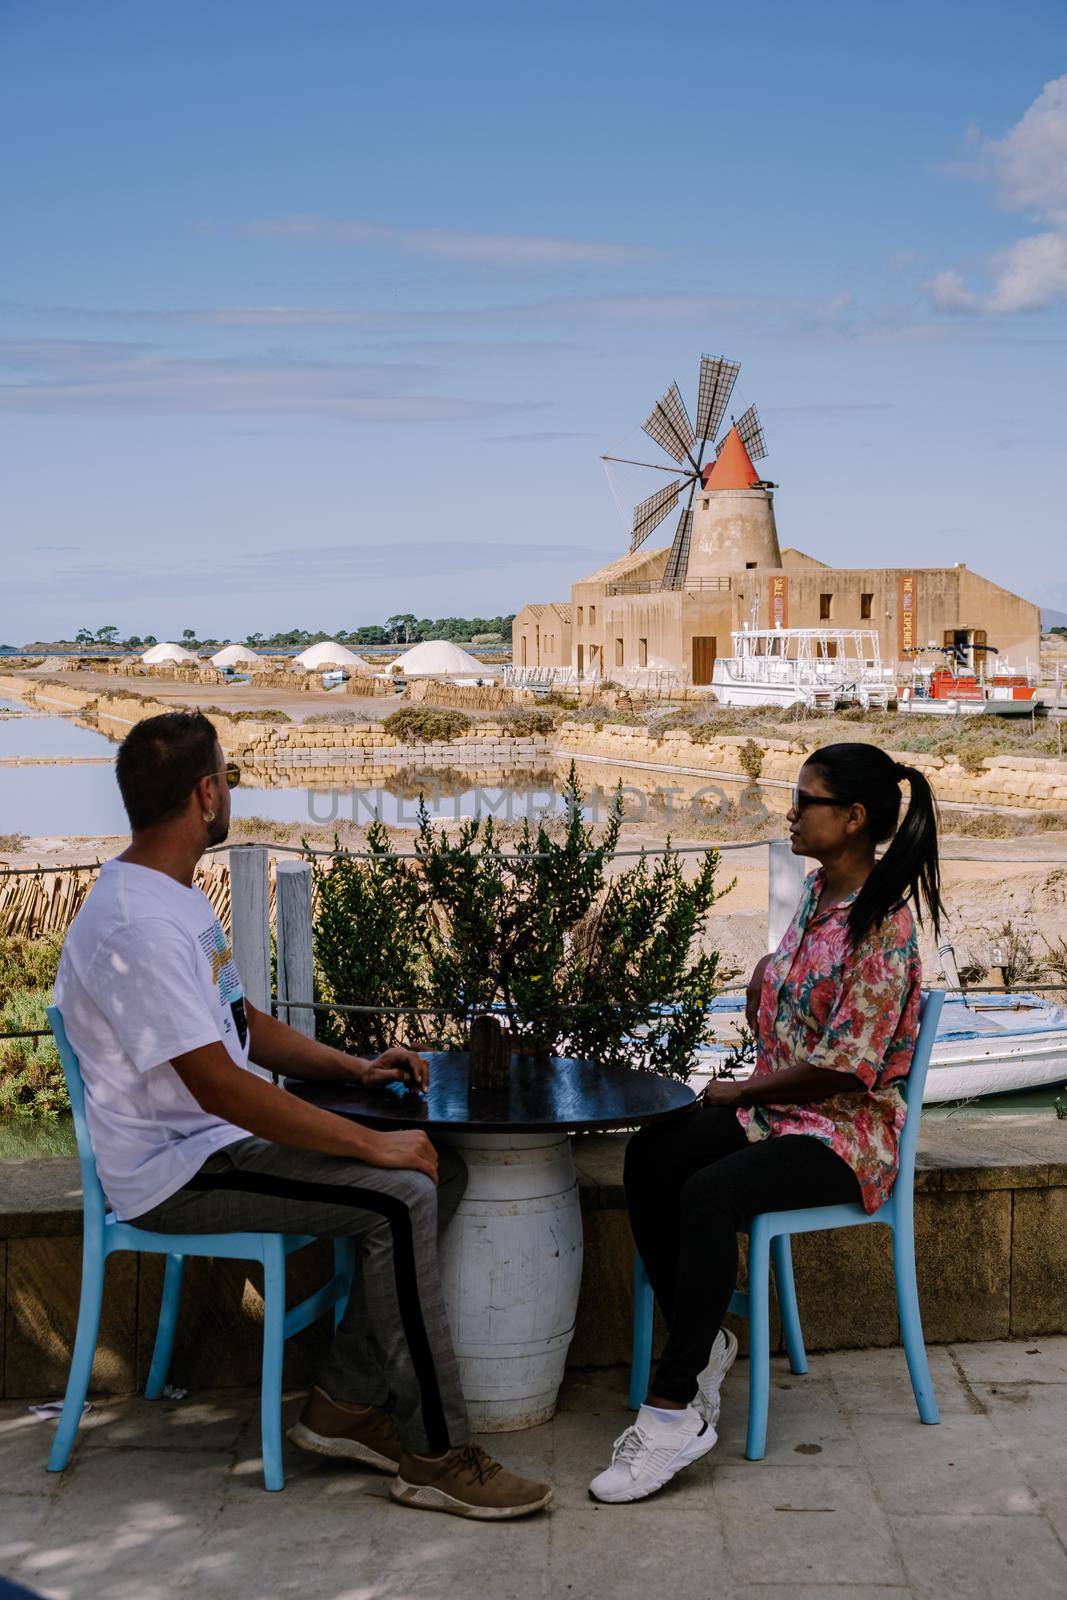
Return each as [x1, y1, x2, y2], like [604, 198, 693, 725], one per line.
[54, 859, 261, 1220]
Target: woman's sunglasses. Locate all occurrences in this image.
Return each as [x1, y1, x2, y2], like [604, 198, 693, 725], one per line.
[791, 787, 845, 813]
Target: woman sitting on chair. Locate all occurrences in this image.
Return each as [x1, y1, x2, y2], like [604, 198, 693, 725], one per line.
[589, 742, 944, 1504]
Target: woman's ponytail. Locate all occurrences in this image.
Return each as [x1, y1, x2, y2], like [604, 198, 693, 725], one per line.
[806, 744, 944, 946]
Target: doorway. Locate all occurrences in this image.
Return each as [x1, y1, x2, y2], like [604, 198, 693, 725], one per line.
[692, 636, 716, 686]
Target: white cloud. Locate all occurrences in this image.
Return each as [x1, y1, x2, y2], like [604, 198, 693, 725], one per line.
[240, 216, 649, 264]
[926, 269, 979, 312]
[0, 339, 543, 421]
[985, 231, 1067, 313]
[928, 73, 1067, 314]
[985, 73, 1067, 223]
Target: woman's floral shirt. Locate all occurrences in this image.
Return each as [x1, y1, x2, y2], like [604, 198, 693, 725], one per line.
[736, 869, 922, 1214]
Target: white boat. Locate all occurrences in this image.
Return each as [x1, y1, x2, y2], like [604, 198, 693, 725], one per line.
[691, 993, 1067, 1105]
[711, 627, 894, 711]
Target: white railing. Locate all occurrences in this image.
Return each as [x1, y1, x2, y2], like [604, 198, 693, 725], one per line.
[504, 665, 580, 690]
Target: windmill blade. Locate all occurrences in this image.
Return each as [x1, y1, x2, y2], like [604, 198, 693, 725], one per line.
[695, 355, 740, 442]
[630, 478, 682, 551]
[661, 507, 694, 590]
[642, 382, 695, 464]
[733, 403, 768, 461]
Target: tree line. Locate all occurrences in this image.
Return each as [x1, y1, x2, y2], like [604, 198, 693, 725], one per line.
[47, 615, 516, 651]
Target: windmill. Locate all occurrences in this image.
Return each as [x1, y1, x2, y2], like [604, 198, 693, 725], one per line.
[602, 355, 769, 590]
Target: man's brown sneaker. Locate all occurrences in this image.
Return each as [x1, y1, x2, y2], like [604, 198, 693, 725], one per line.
[287, 1386, 401, 1472]
[390, 1442, 552, 1520]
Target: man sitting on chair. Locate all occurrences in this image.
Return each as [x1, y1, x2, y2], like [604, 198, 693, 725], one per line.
[55, 710, 550, 1520]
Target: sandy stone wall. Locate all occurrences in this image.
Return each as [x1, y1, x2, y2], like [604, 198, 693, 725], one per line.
[406, 678, 528, 710]
[554, 720, 1067, 812]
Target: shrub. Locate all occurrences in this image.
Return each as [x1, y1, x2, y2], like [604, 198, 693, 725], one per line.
[0, 993, 66, 1118]
[739, 739, 764, 781]
[0, 833, 27, 853]
[310, 766, 724, 1078]
[0, 931, 64, 993]
[382, 706, 473, 744]
[199, 705, 291, 723]
[499, 706, 559, 738]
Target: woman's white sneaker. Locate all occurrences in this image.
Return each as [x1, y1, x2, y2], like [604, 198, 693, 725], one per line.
[588, 1405, 716, 1503]
[696, 1327, 739, 1426]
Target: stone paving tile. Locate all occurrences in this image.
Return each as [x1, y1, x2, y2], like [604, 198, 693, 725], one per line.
[713, 1464, 906, 1587]
[715, 1370, 863, 1467]
[849, 1407, 1041, 1518]
[11, 1448, 225, 1600]
[78, 1389, 254, 1455]
[889, 1512, 1067, 1600]
[548, 1498, 732, 1600]
[970, 1375, 1067, 1546]
[735, 1589, 912, 1600]
[0, 1495, 53, 1574]
[0, 1405, 69, 1495]
[950, 1334, 1067, 1385]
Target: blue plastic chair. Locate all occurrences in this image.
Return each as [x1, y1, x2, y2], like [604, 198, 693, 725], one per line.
[629, 988, 945, 1459]
[46, 1005, 355, 1491]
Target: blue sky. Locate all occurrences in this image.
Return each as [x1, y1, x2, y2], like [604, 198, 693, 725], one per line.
[2, 0, 1066, 642]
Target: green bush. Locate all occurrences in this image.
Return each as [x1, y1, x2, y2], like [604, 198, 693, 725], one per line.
[310, 766, 724, 1078]
[739, 739, 764, 781]
[382, 706, 473, 744]
[0, 931, 64, 993]
[0, 934, 67, 1118]
[499, 705, 559, 737]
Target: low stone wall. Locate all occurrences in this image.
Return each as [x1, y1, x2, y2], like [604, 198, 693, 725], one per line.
[2, 1121, 1063, 1398]
[555, 721, 1067, 813]
[407, 678, 527, 711]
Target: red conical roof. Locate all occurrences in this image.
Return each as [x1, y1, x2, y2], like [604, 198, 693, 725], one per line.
[702, 426, 760, 490]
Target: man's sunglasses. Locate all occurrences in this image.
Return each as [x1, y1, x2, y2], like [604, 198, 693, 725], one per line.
[198, 762, 241, 790]
[791, 787, 845, 813]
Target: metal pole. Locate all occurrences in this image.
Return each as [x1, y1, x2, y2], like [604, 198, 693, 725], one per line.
[229, 845, 271, 1013]
[767, 839, 808, 953]
[276, 860, 315, 1039]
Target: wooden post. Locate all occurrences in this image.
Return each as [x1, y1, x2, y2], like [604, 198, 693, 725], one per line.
[276, 860, 315, 1038]
[230, 845, 271, 1013]
[767, 839, 808, 953]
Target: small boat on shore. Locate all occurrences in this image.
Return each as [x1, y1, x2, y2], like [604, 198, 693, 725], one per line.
[897, 643, 1043, 718]
[693, 993, 1067, 1105]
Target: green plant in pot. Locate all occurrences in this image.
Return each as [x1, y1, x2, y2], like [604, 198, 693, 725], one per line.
[310, 765, 725, 1078]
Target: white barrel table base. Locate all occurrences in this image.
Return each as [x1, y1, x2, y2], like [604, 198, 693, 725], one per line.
[437, 1131, 583, 1432]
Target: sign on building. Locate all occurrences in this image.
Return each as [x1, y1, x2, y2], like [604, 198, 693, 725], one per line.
[897, 572, 916, 657]
[769, 574, 788, 629]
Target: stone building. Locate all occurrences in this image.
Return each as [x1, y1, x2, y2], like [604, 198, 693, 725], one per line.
[511, 602, 572, 671]
[520, 425, 1040, 685]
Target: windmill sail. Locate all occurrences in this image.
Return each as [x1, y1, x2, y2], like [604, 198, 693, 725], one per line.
[642, 383, 695, 464]
[732, 403, 767, 461]
[661, 507, 694, 590]
[630, 478, 682, 551]
[695, 356, 740, 442]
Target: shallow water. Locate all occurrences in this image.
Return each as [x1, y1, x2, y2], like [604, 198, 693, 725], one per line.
[0, 761, 581, 836]
[0, 714, 117, 759]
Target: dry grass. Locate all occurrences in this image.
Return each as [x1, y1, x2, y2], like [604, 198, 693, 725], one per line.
[0, 833, 27, 853]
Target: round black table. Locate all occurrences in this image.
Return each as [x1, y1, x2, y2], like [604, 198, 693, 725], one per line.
[289, 1053, 693, 1431]
[287, 1050, 694, 1133]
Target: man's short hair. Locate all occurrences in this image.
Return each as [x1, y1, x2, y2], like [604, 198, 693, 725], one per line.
[115, 711, 220, 831]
